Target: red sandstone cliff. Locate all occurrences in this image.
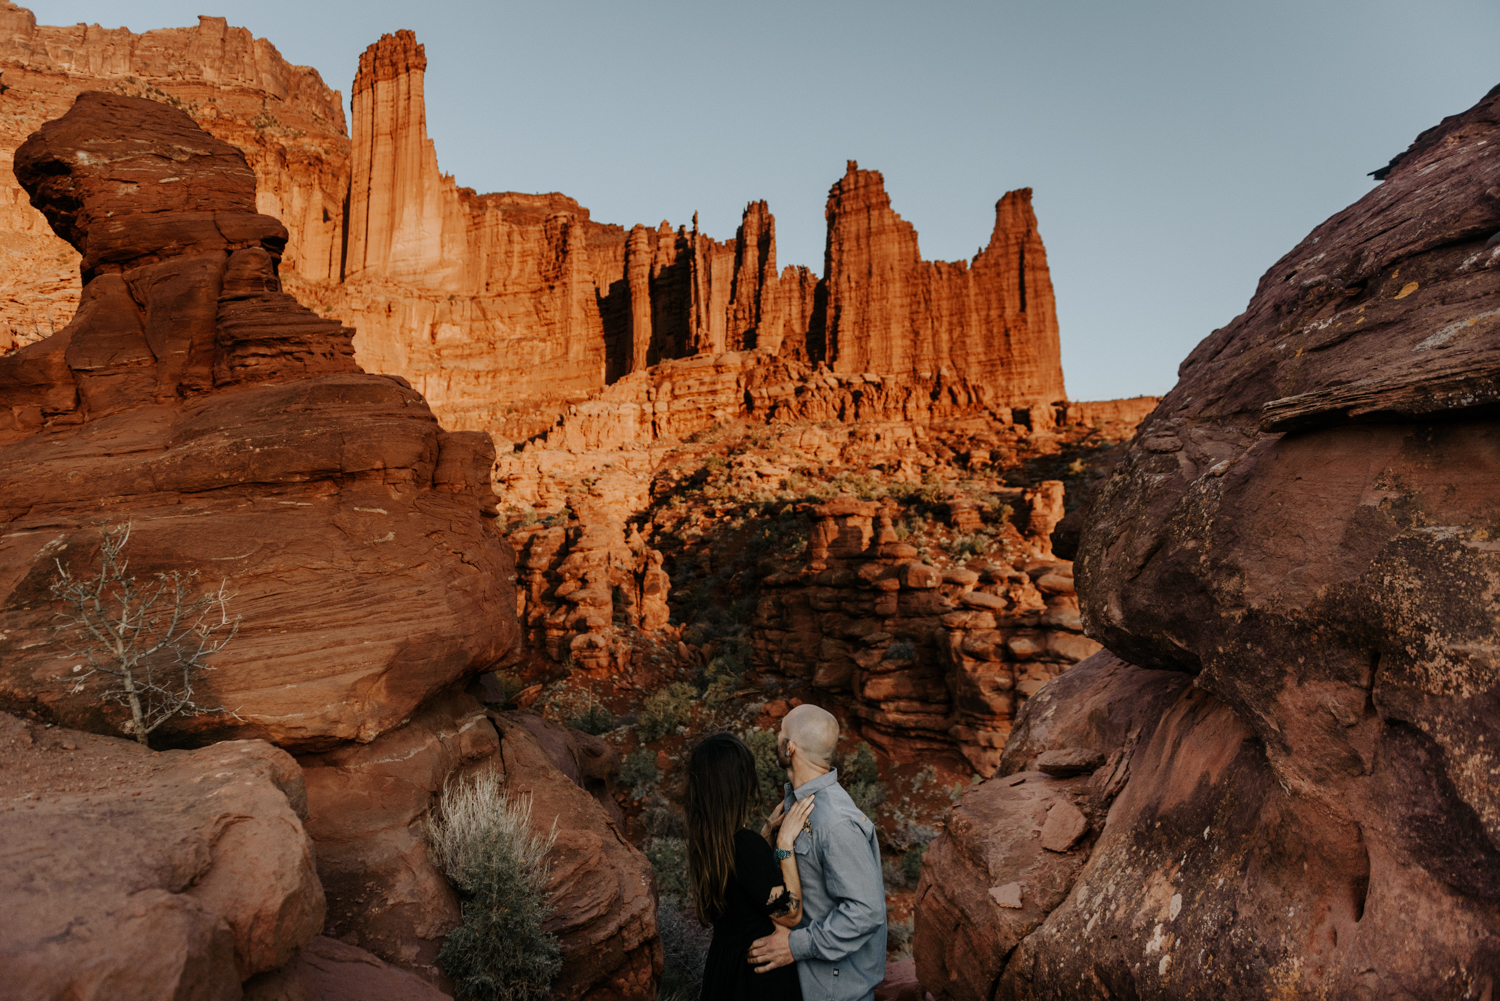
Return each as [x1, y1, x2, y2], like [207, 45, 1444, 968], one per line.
[0, 2, 349, 353]
[824, 162, 1064, 405]
[0, 14, 1074, 446]
[319, 30, 1069, 441]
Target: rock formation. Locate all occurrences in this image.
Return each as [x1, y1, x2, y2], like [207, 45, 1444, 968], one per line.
[751, 491, 1100, 772]
[0, 2, 350, 351]
[823, 164, 1064, 405]
[916, 83, 1500, 999]
[315, 29, 1070, 442]
[0, 91, 661, 999]
[0, 710, 325, 998]
[0, 91, 515, 751]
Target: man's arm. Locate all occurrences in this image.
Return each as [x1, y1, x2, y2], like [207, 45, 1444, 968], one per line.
[786, 817, 884, 963]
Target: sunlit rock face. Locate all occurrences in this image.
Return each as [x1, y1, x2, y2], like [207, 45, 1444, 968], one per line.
[0, 92, 517, 751]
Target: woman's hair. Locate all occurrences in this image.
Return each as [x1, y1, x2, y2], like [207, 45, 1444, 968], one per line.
[684, 732, 759, 924]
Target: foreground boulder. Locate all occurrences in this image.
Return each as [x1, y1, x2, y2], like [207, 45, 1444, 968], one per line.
[493, 712, 663, 1001]
[0, 711, 324, 999]
[299, 694, 658, 998]
[0, 92, 516, 751]
[917, 84, 1500, 1000]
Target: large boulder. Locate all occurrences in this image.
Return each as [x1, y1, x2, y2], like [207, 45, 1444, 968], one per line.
[298, 688, 498, 982]
[299, 695, 658, 998]
[917, 84, 1500, 999]
[492, 713, 663, 1001]
[0, 92, 516, 751]
[0, 710, 324, 999]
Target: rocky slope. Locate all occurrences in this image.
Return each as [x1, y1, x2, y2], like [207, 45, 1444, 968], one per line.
[915, 83, 1500, 1000]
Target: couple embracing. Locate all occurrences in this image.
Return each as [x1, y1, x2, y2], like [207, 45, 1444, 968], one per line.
[685, 705, 887, 1001]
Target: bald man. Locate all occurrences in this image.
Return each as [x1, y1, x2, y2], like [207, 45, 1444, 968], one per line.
[747, 704, 887, 1000]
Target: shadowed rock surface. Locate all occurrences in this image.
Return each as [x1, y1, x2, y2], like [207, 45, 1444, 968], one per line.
[0, 91, 517, 752]
[0, 710, 325, 999]
[917, 84, 1500, 1000]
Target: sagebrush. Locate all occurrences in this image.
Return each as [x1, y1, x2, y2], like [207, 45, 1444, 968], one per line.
[426, 770, 561, 1001]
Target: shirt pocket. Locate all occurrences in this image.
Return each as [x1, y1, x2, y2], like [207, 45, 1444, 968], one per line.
[793, 828, 812, 856]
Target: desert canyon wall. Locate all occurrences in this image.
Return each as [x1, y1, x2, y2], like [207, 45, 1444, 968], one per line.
[0, 1, 349, 349]
[0, 13, 1075, 450]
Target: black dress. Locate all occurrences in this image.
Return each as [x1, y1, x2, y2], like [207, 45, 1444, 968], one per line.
[699, 828, 804, 1001]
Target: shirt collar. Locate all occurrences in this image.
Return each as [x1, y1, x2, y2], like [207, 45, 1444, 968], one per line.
[787, 767, 839, 801]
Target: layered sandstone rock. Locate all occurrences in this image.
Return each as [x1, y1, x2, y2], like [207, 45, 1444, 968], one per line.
[751, 490, 1100, 772]
[0, 92, 515, 751]
[918, 83, 1500, 1000]
[0, 2, 349, 351]
[298, 689, 498, 980]
[0, 710, 325, 998]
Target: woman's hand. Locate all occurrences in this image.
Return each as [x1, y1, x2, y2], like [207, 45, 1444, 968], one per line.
[760, 800, 786, 843]
[777, 794, 815, 851]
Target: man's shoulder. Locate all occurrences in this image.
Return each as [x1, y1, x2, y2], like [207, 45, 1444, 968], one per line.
[812, 782, 875, 836]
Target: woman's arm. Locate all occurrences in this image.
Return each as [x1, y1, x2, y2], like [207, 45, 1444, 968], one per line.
[768, 795, 815, 928]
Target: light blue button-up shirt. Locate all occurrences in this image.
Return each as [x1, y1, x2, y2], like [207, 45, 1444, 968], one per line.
[784, 768, 887, 1001]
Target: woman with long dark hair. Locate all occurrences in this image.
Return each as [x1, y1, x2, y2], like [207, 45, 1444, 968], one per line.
[686, 732, 813, 1000]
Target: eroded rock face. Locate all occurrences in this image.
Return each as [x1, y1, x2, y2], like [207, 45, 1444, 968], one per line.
[0, 2, 350, 352]
[752, 491, 1101, 771]
[919, 84, 1500, 1000]
[298, 689, 499, 981]
[0, 92, 517, 751]
[0, 711, 325, 998]
[299, 696, 652, 997]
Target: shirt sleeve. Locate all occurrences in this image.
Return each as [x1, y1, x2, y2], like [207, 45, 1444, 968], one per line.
[735, 829, 791, 916]
[787, 817, 884, 962]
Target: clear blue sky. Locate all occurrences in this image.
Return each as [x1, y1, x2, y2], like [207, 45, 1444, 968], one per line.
[24, 0, 1500, 401]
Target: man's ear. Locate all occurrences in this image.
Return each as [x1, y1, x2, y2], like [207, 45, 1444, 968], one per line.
[786, 739, 799, 761]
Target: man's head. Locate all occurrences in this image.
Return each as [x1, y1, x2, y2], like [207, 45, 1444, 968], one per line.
[778, 704, 839, 773]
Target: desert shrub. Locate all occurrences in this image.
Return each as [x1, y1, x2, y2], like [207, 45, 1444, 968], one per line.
[50, 521, 241, 747]
[426, 770, 560, 1001]
[842, 742, 886, 818]
[571, 701, 616, 736]
[640, 795, 684, 838]
[656, 903, 713, 1001]
[638, 683, 695, 742]
[902, 844, 929, 885]
[645, 836, 689, 908]
[538, 687, 614, 735]
[743, 727, 787, 807]
[888, 916, 914, 958]
[949, 533, 993, 558]
[622, 749, 662, 801]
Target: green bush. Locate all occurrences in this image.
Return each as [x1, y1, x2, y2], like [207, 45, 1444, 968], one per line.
[902, 844, 928, 884]
[425, 771, 560, 1001]
[843, 742, 887, 818]
[638, 683, 695, 742]
[743, 727, 787, 808]
[949, 532, 993, 558]
[621, 749, 662, 801]
[645, 836, 689, 908]
[570, 701, 616, 736]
